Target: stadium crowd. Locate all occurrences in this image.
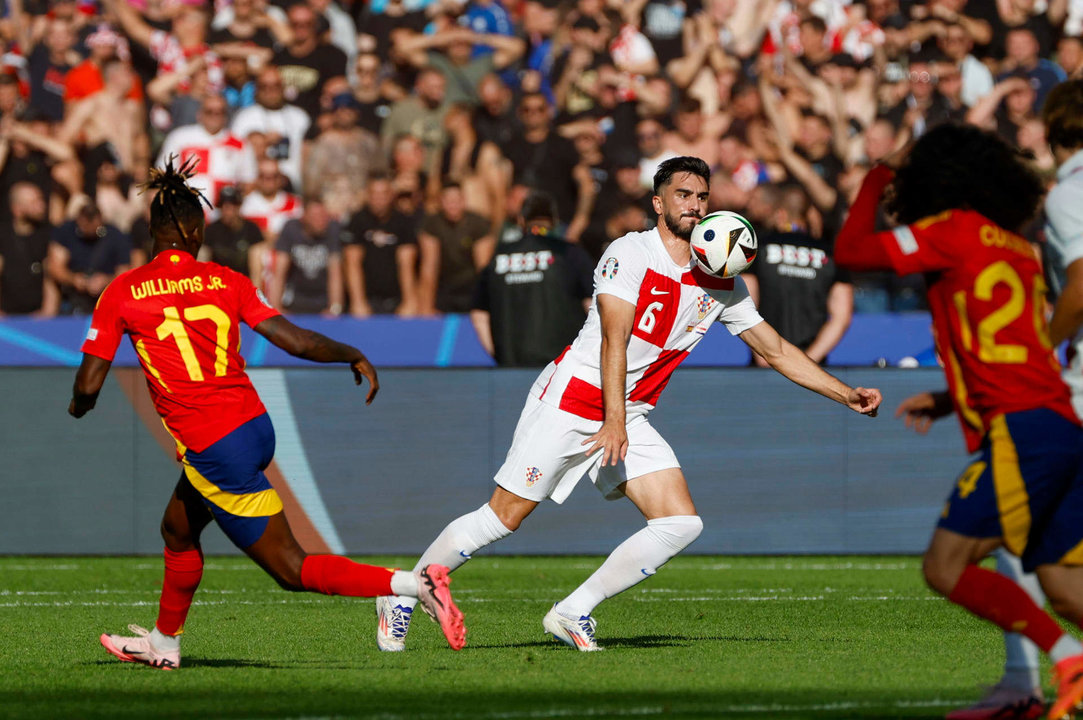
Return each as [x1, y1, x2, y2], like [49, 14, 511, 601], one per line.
[0, 0, 1078, 332]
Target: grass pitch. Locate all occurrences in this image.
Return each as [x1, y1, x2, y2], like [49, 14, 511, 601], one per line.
[0, 555, 1031, 719]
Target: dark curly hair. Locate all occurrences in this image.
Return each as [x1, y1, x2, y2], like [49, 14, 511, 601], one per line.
[139, 155, 212, 247]
[886, 123, 1044, 233]
[1043, 78, 1083, 152]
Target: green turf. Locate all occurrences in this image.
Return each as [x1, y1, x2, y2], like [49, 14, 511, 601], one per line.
[0, 555, 1034, 719]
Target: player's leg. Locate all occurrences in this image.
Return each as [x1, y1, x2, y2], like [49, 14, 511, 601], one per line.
[374, 486, 537, 651]
[546, 465, 702, 652]
[945, 548, 1046, 720]
[99, 473, 213, 670]
[376, 396, 573, 651]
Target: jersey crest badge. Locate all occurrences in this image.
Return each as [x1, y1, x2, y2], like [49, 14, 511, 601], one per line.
[256, 288, 273, 309]
[601, 258, 619, 279]
[686, 294, 715, 333]
[525, 466, 543, 487]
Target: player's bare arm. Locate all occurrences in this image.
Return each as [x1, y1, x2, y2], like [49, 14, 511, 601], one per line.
[896, 390, 953, 434]
[253, 315, 379, 404]
[739, 320, 882, 416]
[69, 354, 112, 418]
[583, 293, 634, 465]
[1050, 257, 1083, 346]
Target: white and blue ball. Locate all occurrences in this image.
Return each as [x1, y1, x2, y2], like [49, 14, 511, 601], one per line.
[689, 211, 758, 278]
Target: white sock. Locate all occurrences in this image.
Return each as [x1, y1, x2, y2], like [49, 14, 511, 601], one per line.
[557, 515, 703, 618]
[996, 550, 1043, 690]
[150, 626, 180, 651]
[389, 570, 417, 598]
[1050, 634, 1083, 663]
[412, 503, 513, 573]
[382, 503, 514, 609]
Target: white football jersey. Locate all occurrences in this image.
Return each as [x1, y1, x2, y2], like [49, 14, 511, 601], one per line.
[240, 191, 303, 238]
[156, 125, 256, 214]
[1044, 149, 1083, 417]
[531, 228, 763, 420]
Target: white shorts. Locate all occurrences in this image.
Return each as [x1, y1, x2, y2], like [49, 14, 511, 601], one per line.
[494, 395, 680, 504]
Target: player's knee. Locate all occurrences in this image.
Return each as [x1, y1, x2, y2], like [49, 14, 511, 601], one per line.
[647, 515, 704, 552]
[921, 554, 956, 596]
[269, 564, 305, 592]
[1045, 588, 1083, 624]
[160, 518, 193, 551]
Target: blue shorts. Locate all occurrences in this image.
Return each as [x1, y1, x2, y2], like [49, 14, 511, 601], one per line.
[938, 408, 1083, 572]
[181, 413, 282, 548]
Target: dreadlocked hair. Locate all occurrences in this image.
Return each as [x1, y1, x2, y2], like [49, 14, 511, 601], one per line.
[886, 123, 1044, 234]
[139, 155, 212, 246]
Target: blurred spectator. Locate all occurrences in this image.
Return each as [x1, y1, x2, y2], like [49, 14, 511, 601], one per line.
[937, 20, 995, 108]
[58, 59, 149, 184]
[25, 18, 80, 122]
[0, 182, 58, 316]
[232, 65, 310, 190]
[221, 56, 257, 114]
[355, 0, 428, 61]
[63, 25, 144, 105]
[351, 51, 395, 135]
[663, 96, 718, 167]
[103, 0, 223, 129]
[210, 0, 288, 49]
[272, 2, 348, 120]
[304, 92, 385, 221]
[1057, 35, 1083, 78]
[998, 27, 1067, 112]
[967, 74, 1037, 145]
[883, 56, 964, 139]
[436, 102, 505, 232]
[156, 93, 257, 214]
[241, 157, 303, 240]
[201, 185, 263, 278]
[585, 148, 654, 259]
[89, 157, 143, 232]
[418, 181, 494, 315]
[743, 183, 853, 366]
[46, 200, 129, 314]
[551, 15, 612, 118]
[393, 25, 525, 106]
[991, 0, 1061, 59]
[307, 0, 358, 64]
[270, 196, 343, 315]
[471, 190, 594, 367]
[500, 92, 594, 242]
[0, 109, 79, 225]
[636, 116, 676, 188]
[472, 73, 514, 148]
[381, 66, 448, 168]
[342, 173, 419, 316]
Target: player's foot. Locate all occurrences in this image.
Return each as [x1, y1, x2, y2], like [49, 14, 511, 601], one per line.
[543, 605, 603, 652]
[944, 680, 1043, 720]
[414, 564, 466, 651]
[375, 595, 413, 652]
[1050, 655, 1083, 720]
[99, 624, 180, 670]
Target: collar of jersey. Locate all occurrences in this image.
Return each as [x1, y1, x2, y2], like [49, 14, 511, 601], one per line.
[152, 250, 196, 267]
[1058, 149, 1083, 181]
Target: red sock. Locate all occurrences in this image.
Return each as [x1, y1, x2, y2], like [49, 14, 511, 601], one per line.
[300, 555, 394, 597]
[156, 547, 204, 636]
[948, 564, 1064, 652]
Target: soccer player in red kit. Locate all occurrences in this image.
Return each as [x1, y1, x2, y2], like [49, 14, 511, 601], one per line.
[69, 159, 465, 668]
[835, 124, 1083, 720]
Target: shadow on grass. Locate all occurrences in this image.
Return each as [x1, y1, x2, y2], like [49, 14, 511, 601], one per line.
[85, 657, 285, 669]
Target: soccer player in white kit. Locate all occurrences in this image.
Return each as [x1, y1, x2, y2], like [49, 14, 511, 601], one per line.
[898, 80, 1083, 720]
[375, 156, 883, 651]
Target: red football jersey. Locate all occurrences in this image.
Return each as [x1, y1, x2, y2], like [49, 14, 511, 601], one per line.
[839, 198, 1076, 451]
[82, 251, 280, 454]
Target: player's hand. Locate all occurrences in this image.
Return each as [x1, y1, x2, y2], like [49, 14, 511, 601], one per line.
[582, 421, 628, 467]
[895, 390, 952, 434]
[847, 386, 882, 417]
[351, 356, 379, 404]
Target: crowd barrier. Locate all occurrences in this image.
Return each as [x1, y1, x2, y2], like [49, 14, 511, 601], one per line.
[2, 366, 961, 556]
[0, 313, 936, 367]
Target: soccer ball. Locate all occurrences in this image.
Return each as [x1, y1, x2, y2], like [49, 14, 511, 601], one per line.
[689, 211, 758, 278]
